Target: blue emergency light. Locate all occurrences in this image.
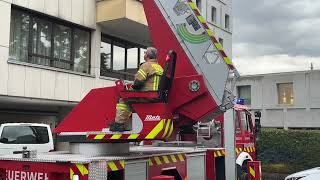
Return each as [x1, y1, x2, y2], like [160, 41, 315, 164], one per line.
[234, 98, 245, 105]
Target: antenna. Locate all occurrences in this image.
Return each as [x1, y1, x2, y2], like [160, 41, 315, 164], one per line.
[310, 62, 314, 70]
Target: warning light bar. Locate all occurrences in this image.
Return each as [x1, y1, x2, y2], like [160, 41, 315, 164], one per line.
[234, 98, 245, 105]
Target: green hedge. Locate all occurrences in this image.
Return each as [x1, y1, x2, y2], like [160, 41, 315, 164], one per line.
[256, 129, 320, 174]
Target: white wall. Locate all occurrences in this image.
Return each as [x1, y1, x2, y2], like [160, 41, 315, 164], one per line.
[0, 0, 11, 96]
[310, 72, 320, 107]
[11, 0, 96, 28]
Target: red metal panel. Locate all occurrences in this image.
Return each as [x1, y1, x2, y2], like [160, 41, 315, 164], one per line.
[167, 75, 207, 110]
[152, 176, 174, 180]
[55, 87, 118, 133]
[0, 161, 72, 180]
[120, 91, 159, 99]
[206, 150, 216, 180]
[168, 75, 218, 124]
[247, 161, 262, 180]
[148, 154, 187, 180]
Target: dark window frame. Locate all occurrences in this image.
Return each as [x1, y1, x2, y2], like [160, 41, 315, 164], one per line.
[100, 34, 146, 80]
[211, 6, 217, 23]
[196, 0, 202, 10]
[277, 82, 294, 105]
[10, 5, 92, 74]
[237, 85, 252, 105]
[225, 14, 230, 30]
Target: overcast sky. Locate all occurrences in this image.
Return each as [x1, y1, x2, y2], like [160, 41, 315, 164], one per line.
[232, 0, 320, 75]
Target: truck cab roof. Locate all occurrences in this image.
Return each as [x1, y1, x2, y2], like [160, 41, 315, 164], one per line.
[1, 123, 50, 127]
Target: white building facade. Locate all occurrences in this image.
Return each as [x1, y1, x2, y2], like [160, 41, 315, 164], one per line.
[235, 70, 320, 129]
[195, 0, 232, 57]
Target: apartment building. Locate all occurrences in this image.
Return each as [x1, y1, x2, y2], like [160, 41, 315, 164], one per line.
[235, 70, 320, 129]
[0, 0, 233, 132]
[195, 0, 232, 57]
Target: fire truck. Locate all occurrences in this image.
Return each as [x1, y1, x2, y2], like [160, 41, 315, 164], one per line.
[0, 0, 262, 180]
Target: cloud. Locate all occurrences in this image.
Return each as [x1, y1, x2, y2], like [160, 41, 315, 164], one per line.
[232, 0, 320, 74]
[234, 54, 320, 75]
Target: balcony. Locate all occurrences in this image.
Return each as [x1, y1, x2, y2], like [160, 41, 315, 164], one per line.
[97, 0, 151, 46]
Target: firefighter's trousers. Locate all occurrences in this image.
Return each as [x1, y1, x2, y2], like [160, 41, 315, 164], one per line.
[115, 98, 156, 124]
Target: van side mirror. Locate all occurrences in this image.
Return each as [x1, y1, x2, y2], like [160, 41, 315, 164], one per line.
[0, 138, 8, 143]
[254, 111, 261, 133]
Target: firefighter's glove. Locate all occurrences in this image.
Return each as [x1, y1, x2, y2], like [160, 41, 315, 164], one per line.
[131, 80, 144, 90]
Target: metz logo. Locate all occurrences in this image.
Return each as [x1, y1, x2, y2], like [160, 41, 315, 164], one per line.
[145, 115, 161, 121]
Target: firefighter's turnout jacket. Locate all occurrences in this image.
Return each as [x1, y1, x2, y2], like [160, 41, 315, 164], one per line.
[135, 59, 164, 91]
[115, 59, 164, 124]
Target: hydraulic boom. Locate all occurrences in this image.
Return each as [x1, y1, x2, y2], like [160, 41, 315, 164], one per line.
[55, 0, 239, 143]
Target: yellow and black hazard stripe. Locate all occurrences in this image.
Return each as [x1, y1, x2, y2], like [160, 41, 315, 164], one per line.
[243, 147, 256, 153]
[107, 160, 125, 172]
[214, 147, 256, 158]
[161, 119, 174, 139]
[236, 147, 256, 154]
[87, 119, 174, 141]
[148, 153, 186, 166]
[186, 0, 235, 70]
[214, 150, 226, 158]
[249, 166, 256, 178]
[70, 163, 89, 180]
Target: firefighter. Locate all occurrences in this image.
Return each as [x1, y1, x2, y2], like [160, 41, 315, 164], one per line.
[109, 47, 164, 132]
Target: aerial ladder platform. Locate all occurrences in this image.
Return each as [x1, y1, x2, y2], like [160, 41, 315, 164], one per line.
[54, 0, 239, 143]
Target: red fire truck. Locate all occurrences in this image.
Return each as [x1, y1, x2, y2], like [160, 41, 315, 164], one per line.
[0, 0, 262, 180]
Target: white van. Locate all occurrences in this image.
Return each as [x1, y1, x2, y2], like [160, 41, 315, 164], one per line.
[285, 167, 320, 180]
[0, 123, 54, 155]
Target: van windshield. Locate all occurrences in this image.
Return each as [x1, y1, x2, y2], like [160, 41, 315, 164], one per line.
[0, 126, 49, 144]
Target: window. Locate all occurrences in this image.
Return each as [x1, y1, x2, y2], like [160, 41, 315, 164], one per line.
[100, 41, 112, 70]
[113, 45, 125, 71]
[211, 6, 217, 23]
[218, 38, 224, 47]
[225, 14, 230, 29]
[127, 47, 139, 74]
[196, 0, 201, 10]
[9, 8, 91, 74]
[277, 83, 294, 105]
[100, 35, 145, 80]
[237, 85, 251, 105]
[240, 111, 252, 132]
[140, 48, 147, 65]
[235, 114, 241, 134]
[0, 126, 49, 144]
[73, 29, 90, 73]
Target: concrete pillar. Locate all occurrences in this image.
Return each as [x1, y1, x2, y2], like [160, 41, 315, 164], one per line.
[283, 108, 288, 130]
[224, 108, 236, 180]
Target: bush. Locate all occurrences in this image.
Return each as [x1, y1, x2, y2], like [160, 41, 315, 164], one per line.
[256, 129, 320, 174]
